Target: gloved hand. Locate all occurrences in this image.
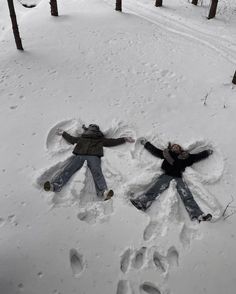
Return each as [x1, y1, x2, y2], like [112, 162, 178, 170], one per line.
[55, 128, 64, 136]
[140, 138, 147, 145]
[125, 137, 135, 143]
[207, 149, 213, 155]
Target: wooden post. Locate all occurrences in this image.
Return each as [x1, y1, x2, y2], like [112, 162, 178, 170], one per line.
[232, 71, 236, 85]
[7, 0, 23, 50]
[208, 0, 218, 19]
[192, 0, 198, 5]
[50, 0, 59, 16]
[155, 0, 163, 7]
[116, 0, 122, 11]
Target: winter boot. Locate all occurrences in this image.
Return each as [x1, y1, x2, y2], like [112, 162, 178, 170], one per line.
[103, 189, 114, 201]
[44, 181, 54, 192]
[198, 213, 212, 222]
[130, 199, 147, 211]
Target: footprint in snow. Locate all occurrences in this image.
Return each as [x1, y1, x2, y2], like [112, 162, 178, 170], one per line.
[140, 282, 161, 294]
[153, 251, 167, 273]
[120, 248, 133, 273]
[132, 247, 147, 270]
[116, 280, 134, 294]
[69, 249, 85, 277]
[166, 246, 179, 267]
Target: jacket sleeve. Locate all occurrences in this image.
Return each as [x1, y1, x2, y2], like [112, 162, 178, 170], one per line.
[62, 131, 80, 145]
[144, 142, 164, 159]
[103, 137, 126, 147]
[187, 150, 210, 166]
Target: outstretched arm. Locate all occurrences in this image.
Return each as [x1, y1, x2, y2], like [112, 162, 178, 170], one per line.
[62, 131, 80, 145]
[187, 150, 213, 165]
[103, 137, 126, 147]
[144, 141, 164, 159]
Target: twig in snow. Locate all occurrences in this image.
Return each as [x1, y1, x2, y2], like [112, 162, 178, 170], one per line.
[202, 88, 213, 106]
[222, 202, 233, 217]
[222, 195, 235, 220]
[203, 93, 209, 105]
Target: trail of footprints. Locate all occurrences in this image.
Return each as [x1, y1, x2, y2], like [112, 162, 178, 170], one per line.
[118, 246, 179, 294]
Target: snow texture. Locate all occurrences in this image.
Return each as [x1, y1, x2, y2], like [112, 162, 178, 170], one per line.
[0, 0, 236, 293]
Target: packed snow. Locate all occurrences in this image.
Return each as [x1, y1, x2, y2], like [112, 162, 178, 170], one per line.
[0, 0, 236, 293]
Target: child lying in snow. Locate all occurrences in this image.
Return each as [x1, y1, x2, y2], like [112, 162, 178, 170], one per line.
[44, 124, 134, 200]
[130, 140, 213, 222]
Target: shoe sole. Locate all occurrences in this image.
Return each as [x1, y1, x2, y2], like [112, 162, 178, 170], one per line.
[44, 182, 52, 192]
[130, 199, 144, 210]
[104, 190, 114, 201]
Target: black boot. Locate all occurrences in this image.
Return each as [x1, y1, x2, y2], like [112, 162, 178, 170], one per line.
[198, 213, 212, 222]
[44, 181, 54, 192]
[130, 199, 147, 211]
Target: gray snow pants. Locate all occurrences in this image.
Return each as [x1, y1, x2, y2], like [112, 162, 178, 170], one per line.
[52, 155, 107, 195]
[136, 174, 203, 220]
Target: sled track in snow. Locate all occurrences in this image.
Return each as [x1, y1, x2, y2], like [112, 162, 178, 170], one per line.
[104, 0, 236, 65]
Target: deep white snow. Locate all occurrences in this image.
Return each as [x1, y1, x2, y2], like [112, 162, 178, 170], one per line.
[0, 0, 236, 294]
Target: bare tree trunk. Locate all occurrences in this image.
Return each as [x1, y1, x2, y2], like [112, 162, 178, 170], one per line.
[116, 0, 122, 11]
[7, 0, 23, 50]
[155, 0, 163, 7]
[192, 0, 198, 5]
[208, 0, 218, 19]
[232, 71, 236, 85]
[50, 0, 58, 16]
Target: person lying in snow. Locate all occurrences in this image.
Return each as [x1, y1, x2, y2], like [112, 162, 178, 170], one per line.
[44, 124, 134, 200]
[130, 140, 213, 222]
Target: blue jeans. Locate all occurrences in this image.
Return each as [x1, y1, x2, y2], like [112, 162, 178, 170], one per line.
[52, 155, 107, 194]
[135, 174, 203, 220]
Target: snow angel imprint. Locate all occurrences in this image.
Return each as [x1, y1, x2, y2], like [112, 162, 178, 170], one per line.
[43, 123, 134, 200]
[130, 140, 213, 222]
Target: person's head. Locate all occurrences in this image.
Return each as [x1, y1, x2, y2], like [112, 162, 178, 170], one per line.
[87, 124, 100, 131]
[82, 123, 100, 131]
[82, 124, 104, 138]
[169, 143, 184, 155]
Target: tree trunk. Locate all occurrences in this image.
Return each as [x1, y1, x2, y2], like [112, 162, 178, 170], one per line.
[232, 71, 236, 85]
[192, 0, 198, 5]
[116, 0, 122, 11]
[208, 0, 218, 19]
[155, 0, 163, 7]
[50, 0, 58, 16]
[7, 0, 23, 50]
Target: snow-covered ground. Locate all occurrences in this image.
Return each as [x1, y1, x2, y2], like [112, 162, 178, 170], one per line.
[0, 0, 236, 293]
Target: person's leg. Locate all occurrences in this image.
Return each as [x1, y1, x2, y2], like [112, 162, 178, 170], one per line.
[51, 155, 85, 192]
[175, 178, 203, 220]
[131, 174, 173, 210]
[86, 156, 108, 197]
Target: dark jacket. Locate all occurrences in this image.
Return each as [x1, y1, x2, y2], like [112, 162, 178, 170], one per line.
[144, 141, 210, 178]
[62, 131, 126, 157]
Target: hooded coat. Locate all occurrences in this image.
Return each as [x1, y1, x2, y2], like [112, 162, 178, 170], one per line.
[144, 141, 210, 178]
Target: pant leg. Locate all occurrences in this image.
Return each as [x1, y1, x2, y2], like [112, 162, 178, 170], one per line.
[86, 156, 108, 196]
[135, 174, 173, 209]
[52, 155, 85, 192]
[175, 178, 203, 220]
